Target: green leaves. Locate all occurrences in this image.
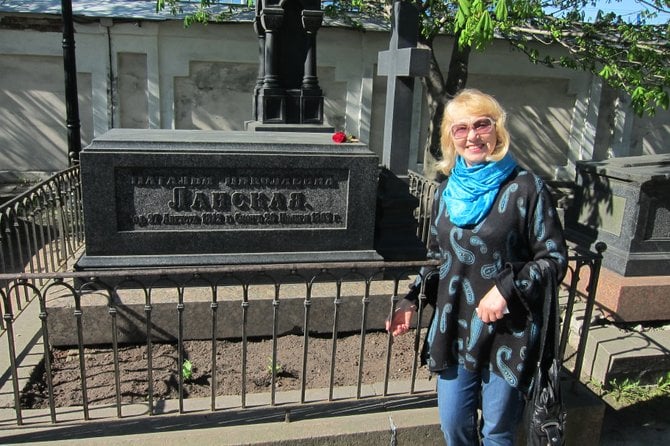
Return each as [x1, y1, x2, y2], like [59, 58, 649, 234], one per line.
[494, 0, 508, 21]
[598, 65, 613, 79]
[458, 0, 471, 16]
[453, 0, 511, 49]
[182, 359, 193, 381]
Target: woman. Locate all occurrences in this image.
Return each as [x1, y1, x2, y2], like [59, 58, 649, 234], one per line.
[387, 89, 567, 446]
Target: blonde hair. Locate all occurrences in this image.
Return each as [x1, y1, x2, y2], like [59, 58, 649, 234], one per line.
[436, 89, 510, 175]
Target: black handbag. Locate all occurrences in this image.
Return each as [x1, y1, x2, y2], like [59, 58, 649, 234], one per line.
[524, 267, 566, 446]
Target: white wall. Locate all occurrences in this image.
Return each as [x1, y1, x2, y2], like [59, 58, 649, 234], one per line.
[1, 13, 668, 183]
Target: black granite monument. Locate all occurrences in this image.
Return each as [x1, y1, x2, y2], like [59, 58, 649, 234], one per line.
[76, 0, 385, 269]
[76, 130, 380, 269]
[565, 154, 670, 276]
[248, 0, 327, 130]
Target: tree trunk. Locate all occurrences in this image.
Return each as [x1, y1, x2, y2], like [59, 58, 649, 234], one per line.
[419, 32, 471, 180]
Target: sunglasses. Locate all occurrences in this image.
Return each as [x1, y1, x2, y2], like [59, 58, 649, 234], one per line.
[450, 117, 496, 139]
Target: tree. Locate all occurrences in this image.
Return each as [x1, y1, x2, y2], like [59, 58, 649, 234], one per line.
[158, 0, 670, 176]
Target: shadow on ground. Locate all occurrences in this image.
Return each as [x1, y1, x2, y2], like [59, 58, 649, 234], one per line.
[600, 394, 670, 445]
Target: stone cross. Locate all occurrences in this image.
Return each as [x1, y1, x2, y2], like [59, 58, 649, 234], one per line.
[377, 0, 430, 174]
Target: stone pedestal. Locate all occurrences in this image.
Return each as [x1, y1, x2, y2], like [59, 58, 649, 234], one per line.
[583, 267, 670, 322]
[374, 168, 427, 260]
[76, 129, 381, 269]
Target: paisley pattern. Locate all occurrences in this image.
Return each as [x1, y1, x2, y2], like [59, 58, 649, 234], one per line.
[419, 167, 567, 394]
[480, 251, 502, 279]
[439, 303, 450, 334]
[534, 194, 546, 241]
[467, 311, 484, 351]
[450, 227, 476, 264]
[498, 183, 518, 214]
[496, 346, 518, 387]
[462, 278, 476, 305]
[470, 236, 488, 254]
[516, 197, 526, 218]
[439, 254, 452, 279]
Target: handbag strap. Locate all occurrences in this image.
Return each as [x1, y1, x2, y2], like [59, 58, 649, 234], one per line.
[536, 262, 561, 371]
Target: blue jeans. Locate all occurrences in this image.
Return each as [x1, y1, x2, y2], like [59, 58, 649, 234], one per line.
[437, 365, 524, 446]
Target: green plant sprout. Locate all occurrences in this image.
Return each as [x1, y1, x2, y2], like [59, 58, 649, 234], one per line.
[182, 359, 193, 381]
[266, 357, 283, 376]
[595, 372, 670, 405]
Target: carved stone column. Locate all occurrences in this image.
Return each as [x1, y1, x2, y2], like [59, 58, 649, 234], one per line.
[259, 7, 285, 123]
[261, 7, 283, 90]
[252, 3, 266, 122]
[301, 10, 322, 91]
[300, 9, 324, 124]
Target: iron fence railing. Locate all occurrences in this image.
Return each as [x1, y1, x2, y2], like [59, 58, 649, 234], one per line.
[0, 166, 84, 330]
[0, 261, 440, 426]
[408, 170, 439, 247]
[0, 168, 604, 430]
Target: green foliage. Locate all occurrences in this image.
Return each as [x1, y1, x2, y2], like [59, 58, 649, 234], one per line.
[501, 1, 669, 115]
[156, 0, 255, 25]
[593, 372, 670, 405]
[182, 359, 193, 381]
[453, 0, 500, 48]
[266, 357, 283, 375]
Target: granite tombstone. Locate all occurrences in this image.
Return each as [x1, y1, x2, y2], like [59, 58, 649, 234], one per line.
[76, 130, 381, 269]
[75, 0, 385, 270]
[76, 0, 435, 270]
[565, 153, 670, 276]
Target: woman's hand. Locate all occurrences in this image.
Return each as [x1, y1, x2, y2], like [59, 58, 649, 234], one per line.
[476, 286, 508, 323]
[385, 299, 417, 337]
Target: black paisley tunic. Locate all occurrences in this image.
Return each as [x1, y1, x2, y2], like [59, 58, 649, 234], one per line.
[410, 167, 567, 393]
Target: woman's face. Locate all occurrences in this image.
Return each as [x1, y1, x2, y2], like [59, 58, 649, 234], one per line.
[449, 111, 497, 167]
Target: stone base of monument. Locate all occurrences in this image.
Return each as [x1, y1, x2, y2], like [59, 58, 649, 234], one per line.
[568, 298, 670, 386]
[46, 281, 411, 347]
[594, 267, 670, 322]
[75, 129, 382, 271]
[374, 168, 427, 261]
[564, 259, 670, 323]
[573, 319, 670, 386]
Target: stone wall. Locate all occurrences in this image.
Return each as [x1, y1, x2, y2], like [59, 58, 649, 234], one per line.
[1, 11, 669, 183]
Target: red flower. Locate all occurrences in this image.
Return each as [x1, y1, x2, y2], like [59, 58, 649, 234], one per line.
[332, 131, 348, 143]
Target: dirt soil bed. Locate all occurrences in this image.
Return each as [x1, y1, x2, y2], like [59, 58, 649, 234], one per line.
[21, 330, 429, 409]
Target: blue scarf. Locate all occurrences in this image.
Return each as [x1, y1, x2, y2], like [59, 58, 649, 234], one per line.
[443, 153, 517, 227]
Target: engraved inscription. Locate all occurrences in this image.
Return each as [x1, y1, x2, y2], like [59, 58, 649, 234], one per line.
[116, 168, 348, 231]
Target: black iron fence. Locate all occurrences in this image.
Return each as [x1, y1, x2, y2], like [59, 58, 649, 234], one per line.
[0, 166, 84, 328]
[0, 168, 604, 429]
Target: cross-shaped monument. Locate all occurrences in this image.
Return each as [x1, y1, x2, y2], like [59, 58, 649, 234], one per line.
[373, 1, 430, 261]
[377, 0, 430, 175]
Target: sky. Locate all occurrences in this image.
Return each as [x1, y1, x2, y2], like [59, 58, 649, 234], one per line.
[573, 0, 669, 24]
